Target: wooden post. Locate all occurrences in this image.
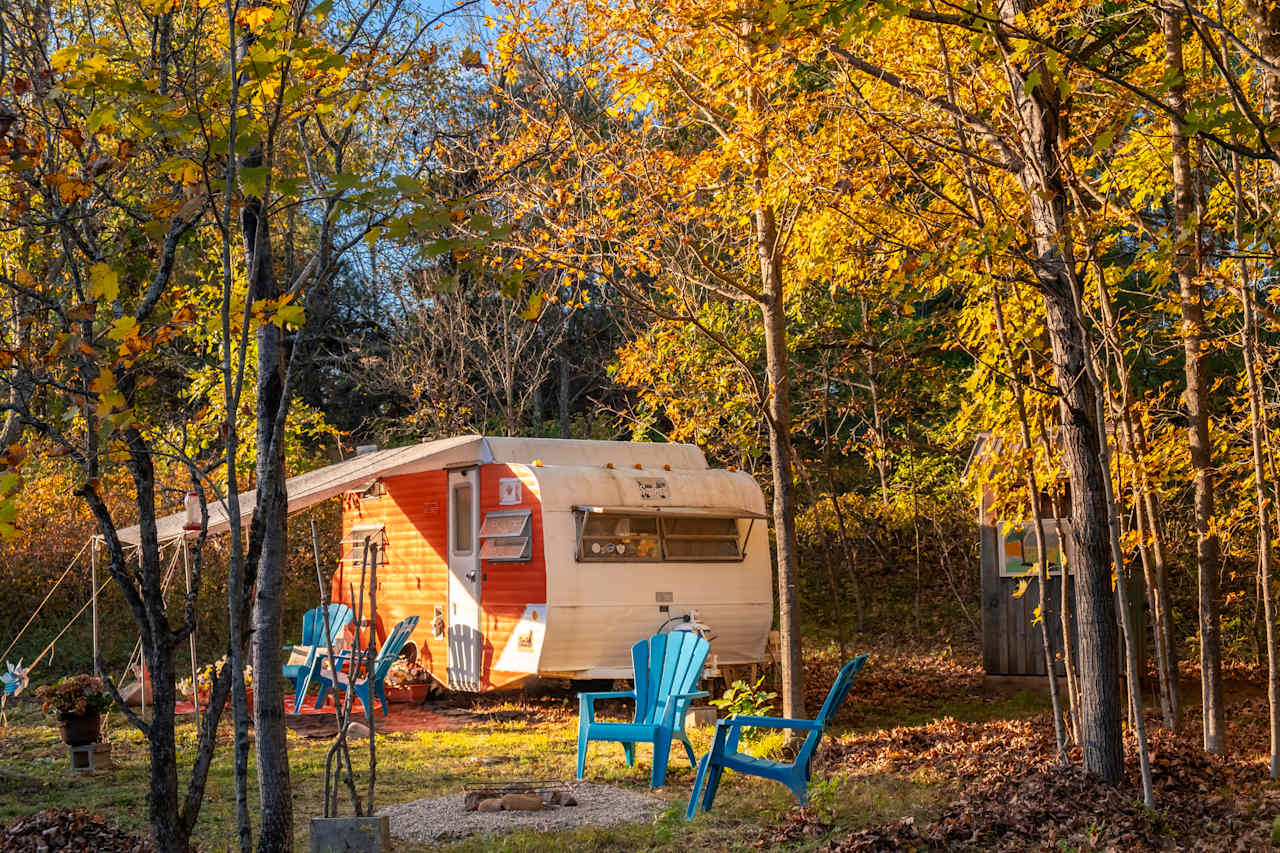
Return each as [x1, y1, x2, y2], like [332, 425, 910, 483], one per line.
[182, 539, 200, 732]
[90, 538, 99, 678]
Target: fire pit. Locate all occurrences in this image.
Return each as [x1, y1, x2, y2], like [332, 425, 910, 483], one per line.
[463, 780, 578, 812]
[378, 780, 662, 843]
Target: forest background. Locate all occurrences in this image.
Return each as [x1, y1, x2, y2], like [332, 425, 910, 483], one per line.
[4, 0, 1280, 809]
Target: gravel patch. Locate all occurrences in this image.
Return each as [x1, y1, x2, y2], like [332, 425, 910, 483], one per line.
[379, 781, 665, 842]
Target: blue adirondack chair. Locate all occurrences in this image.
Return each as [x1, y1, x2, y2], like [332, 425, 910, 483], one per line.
[577, 631, 710, 788]
[283, 603, 354, 709]
[312, 616, 420, 718]
[685, 654, 869, 820]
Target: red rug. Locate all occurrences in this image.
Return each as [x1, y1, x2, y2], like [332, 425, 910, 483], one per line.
[174, 694, 336, 716]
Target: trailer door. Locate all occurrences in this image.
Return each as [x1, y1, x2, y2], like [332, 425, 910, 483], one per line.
[447, 467, 483, 690]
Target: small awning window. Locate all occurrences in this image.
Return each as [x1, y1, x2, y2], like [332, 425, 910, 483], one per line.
[661, 516, 740, 560]
[341, 523, 387, 565]
[479, 509, 532, 562]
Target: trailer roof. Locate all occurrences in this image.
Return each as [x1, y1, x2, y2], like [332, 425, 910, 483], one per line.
[114, 435, 708, 546]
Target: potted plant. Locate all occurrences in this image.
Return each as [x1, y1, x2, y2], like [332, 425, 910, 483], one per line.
[179, 657, 254, 711]
[383, 657, 429, 704]
[35, 675, 112, 746]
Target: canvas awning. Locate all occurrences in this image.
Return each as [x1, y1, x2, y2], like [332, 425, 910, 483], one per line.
[114, 434, 489, 546]
[112, 434, 711, 547]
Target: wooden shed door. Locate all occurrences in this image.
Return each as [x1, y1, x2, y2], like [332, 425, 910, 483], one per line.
[447, 467, 483, 690]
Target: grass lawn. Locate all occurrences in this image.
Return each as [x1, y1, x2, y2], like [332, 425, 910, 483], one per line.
[0, 650, 1053, 851]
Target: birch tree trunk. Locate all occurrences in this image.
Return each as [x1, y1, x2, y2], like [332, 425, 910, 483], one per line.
[242, 147, 294, 852]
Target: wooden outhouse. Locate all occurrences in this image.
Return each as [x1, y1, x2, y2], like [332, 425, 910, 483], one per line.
[969, 434, 1076, 678]
[969, 434, 1143, 679]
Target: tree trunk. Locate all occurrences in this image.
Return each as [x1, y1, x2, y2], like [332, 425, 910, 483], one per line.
[1088, 373, 1154, 806]
[143, 639, 184, 852]
[760, 284, 803, 720]
[1241, 274, 1280, 778]
[559, 349, 571, 439]
[1092, 256, 1180, 729]
[747, 72, 803, 720]
[242, 150, 294, 853]
[997, 0, 1124, 780]
[1163, 7, 1224, 753]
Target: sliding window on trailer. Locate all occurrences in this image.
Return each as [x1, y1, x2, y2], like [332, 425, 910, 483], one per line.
[572, 508, 757, 562]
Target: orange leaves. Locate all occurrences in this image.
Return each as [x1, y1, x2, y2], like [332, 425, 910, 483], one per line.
[43, 172, 92, 205]
[171, 303, 198, 325]
[2, 445, 27, 470]
[235, 5, 276, 31]
[58, 127, 85, 150]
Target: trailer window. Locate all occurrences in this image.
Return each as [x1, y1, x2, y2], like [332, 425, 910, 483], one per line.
[452, 483, 473, 554]
[661, 516, 741, 560]
[579, 513, 661, 561]
[479, 509, 532, 562]
[575, 512, 747, 562]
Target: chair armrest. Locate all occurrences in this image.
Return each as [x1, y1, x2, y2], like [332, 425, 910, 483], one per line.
[659, 690, 711, 728]
[577, 690, 635, 726]
[577, 690, 636, 703]
[717, 715, 822, 732]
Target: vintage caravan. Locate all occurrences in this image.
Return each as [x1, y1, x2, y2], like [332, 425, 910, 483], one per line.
[113, 435, 772, 694]
[329, 436, 772, 691]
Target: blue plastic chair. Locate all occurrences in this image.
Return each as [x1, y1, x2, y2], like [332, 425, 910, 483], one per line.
[577, 631, 710, 788]
[685, 654, 869, 820]
[283, 604, 353, 709]
[312, 616, 420, 718]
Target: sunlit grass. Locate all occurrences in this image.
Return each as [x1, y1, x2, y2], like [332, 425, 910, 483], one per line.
[0, 696, 957, 852]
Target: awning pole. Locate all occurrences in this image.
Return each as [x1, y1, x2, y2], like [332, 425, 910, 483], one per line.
[182, 538, 200, 731]
[138, 546, 145, 720]
[90, 538, 99, 677]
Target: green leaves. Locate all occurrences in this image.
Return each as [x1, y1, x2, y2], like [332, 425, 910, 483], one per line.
[86, 105, 116, 134]
[240, 165, 268, 199]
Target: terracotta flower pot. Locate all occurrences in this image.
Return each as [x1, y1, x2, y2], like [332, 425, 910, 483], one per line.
[386, 683, 428, 704]
[58, 711, 102, 747]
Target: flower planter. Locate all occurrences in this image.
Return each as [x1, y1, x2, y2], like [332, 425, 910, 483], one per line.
[189, 693, 252, 715]
[385, 683, 428, 704]
[58, 711, 102, 747]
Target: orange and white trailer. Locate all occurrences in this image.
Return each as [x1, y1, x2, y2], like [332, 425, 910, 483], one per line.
[330, 436, 771, 691]
[123, 435, 773, 693]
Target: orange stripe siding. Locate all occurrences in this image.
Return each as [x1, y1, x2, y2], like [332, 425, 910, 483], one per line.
[333, 463, 546, 691]
[334, 470, 450, 685]
[479, 464, 546, 688]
